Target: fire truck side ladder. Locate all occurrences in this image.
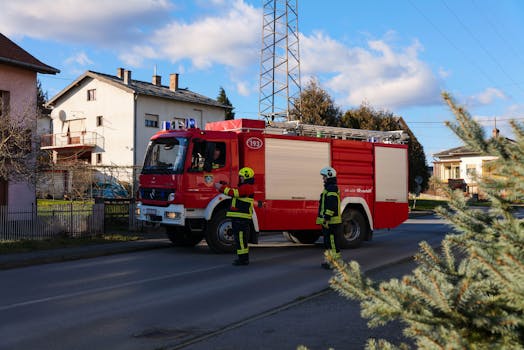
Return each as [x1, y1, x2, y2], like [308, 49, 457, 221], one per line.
[265, 121, 409, 144]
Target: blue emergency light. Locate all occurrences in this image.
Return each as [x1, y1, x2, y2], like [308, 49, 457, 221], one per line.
[162, 121, 171, 130]
[185, 118, 196, 128]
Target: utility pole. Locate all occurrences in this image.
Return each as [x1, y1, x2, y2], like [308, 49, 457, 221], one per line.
[258, 0, 301, 122]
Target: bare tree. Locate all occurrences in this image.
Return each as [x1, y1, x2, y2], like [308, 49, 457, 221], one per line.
[0, 107, 36, 183]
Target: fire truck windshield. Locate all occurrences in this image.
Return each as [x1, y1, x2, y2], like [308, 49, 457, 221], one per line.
[142, 137, 187, 174]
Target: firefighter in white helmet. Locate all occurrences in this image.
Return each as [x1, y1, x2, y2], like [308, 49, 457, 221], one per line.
[316, 166, 342, 269]
[215, 167, 255, 266]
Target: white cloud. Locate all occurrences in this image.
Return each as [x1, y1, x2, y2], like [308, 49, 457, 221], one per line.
[236, 81, 251, 96]
[148, 1, 260, 70]
[438, 67, 451, 79]
[2, 0, 446, 110]
[1, 0, 261, 98]
[469, 88, 507, 105]
[471, 103, 523, 139]
[119, 45, 159, 67]
[0, 0, 172, 45]
[65, 52, 93, 66]
[300, 32, 442, 110]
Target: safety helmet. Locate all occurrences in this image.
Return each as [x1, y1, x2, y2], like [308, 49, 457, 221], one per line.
[320, 166, 336, 178]
[239, 167, 255, 179]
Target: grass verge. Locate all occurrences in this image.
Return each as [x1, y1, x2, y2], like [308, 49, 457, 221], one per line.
[409, 199, 448, 211]
[0, 234, 140, 254]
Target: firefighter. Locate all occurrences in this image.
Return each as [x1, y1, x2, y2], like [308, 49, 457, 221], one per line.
[317, 166, 342, 269]
[211, 146, 223, 169]
[214, 167, 255, 266]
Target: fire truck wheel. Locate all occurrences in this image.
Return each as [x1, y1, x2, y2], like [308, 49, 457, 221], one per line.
[205, 208, 236, 253]
[340, 209, 368, 248]
[282, 231, 300, 243]
[283, 231, 320, 244]
[165, 226, 203, 247]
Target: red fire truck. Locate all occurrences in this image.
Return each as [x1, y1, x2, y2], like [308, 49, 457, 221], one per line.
[136, 119, 409, 253]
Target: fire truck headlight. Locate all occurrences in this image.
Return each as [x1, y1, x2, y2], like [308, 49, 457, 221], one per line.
[165, 211, 180, 220]
[168, 192, 175, 201]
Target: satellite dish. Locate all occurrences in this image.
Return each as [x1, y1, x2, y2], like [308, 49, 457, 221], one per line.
[58, 110, 66, 121]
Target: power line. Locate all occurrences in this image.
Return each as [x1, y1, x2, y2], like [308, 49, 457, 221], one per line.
[408, 0, 500, 88]
[405, 116, 524, 124]
[470, 0, 524, 67]
[441, 0, 524, 94]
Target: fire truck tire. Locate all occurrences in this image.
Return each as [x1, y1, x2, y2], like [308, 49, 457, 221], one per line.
[165, 226, 203, 247]
[283, 231, 320, 244]
[282, 231, 300, 243]
[340, 208, 368, 248]
[205, 209, 236, 254]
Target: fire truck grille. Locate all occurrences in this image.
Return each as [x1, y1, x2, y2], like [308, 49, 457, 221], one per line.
[140, 188, 171, 201]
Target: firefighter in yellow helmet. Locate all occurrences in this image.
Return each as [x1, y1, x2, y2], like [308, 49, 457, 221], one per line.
[214, 167, 255, 266]
[317, 166, 342, 269]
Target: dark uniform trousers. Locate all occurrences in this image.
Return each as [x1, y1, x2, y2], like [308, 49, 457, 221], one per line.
[232, 219, 250, 262]
[322, 223, 341, 258]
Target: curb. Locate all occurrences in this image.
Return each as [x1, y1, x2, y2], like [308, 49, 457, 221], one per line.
[0, 240, 171, 270]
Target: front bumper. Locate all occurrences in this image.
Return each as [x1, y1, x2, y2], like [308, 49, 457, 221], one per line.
[136, 203, 186, 225]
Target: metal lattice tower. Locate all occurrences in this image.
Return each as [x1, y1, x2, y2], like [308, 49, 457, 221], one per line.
[258, 0, 301, 122]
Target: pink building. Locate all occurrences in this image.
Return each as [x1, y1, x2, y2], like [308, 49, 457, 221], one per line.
[0, 33, 59, 210]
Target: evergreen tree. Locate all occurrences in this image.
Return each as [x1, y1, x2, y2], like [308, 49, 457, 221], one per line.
[322, 92, 524, 349]
[36, 79, 49, 116]
[217, 87, 235, 120]
[291, 78, 341, 126]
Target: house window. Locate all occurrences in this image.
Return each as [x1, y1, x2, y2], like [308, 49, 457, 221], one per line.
[87, 89, 96, 101]
[96, 153, 102, 164]
[466, 164, 477, 177]
[145, 114, 159, 128]
[0, 90, 10, 118]
[451, 166, 460, 179]
[96, 115, 103, 127]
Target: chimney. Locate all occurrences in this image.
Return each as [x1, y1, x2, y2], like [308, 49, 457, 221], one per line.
[117, 67, 125, 79]
[492, 128, 500, 138]
[152, 75, 162, 86]
[124, 70, 132, 85]
[170, 73, 179, 91]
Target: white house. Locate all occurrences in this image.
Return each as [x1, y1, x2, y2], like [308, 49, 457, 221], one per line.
[43, 68, 229, 169]
[432, 130, 502, 196]
[41, 68, 229, 196]
[0, 33, 59, 209]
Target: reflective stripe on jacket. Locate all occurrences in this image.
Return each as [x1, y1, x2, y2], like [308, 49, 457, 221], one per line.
[222, 184, 254, 219]
[316, 187, 341, 225]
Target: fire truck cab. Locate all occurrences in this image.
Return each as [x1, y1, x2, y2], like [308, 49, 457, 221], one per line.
[136, 119, 409, 253]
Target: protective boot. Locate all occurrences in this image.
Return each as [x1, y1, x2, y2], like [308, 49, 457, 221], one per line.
[232, 254, 249, 266]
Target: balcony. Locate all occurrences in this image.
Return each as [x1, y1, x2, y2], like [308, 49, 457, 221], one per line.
[40, 131, 102, 151]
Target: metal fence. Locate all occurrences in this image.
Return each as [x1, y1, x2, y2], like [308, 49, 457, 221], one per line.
[100, 199, 139, 232]
[0, 203, 105, 241]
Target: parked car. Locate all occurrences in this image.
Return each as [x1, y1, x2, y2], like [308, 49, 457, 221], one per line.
[89, 182, 130, 199]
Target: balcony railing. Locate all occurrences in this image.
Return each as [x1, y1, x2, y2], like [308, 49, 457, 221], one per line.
[40, 131, 102, 149]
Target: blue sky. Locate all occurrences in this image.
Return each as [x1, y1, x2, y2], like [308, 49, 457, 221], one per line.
[2, 0, 523, 162]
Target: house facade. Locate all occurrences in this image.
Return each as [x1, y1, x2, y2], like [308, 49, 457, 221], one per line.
[432, 145, 497, 196]
[42, 68, 228, 195]
[0, 33, 59, 209]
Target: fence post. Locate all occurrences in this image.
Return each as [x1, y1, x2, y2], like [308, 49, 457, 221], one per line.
[70, 201, 73, 237]
[32, 202, 35, 239]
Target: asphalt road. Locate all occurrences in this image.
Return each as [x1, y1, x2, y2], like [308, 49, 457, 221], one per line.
[0, 214, 449, 350]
